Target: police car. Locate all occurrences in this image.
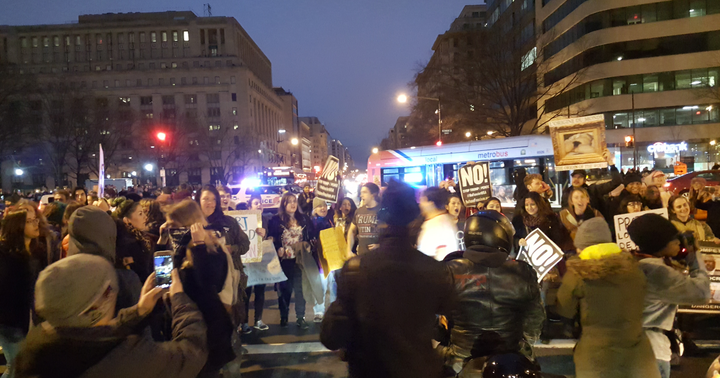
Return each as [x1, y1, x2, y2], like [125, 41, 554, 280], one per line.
[229, 180, 302, 209]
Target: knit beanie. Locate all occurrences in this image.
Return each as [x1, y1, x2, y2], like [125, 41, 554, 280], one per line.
[623, 173, 642, 186]
[35, 254, 119, 327]
[574, 217, 612, 251]
[627, 213, 679, 255]
[67, 206, 117, 264]
[313, 198, 327, 210]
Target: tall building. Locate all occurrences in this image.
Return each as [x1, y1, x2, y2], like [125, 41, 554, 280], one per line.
[329, 138, 354, 174]
[298, 116, 331, 171]
[0, 11, 289, 189]
[274, 87, 301, 170]
[299, 120, 312, 172]
[537, 1, 720, 171]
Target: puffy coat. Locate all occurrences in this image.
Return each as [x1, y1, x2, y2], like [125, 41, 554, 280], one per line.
[556, 245, 660, 378]
[443, 246, 545, 368]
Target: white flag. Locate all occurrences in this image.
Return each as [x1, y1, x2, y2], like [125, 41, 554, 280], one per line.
[98, 144, 105, 198]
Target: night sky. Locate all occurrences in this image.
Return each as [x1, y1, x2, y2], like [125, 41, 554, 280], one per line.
[0, 0, 477, 168]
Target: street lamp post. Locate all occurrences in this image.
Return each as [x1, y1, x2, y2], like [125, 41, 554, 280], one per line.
[397, 94, 442, 144]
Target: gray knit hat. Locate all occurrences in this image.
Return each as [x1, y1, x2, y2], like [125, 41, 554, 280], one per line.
[68, 206, 117, 264]
[574, 217, 613, 251]
[35, 254, 119, 327]
[313, 197, 327, 210]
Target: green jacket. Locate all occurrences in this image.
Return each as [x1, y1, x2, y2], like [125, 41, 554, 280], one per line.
[556, 245, 660, 378]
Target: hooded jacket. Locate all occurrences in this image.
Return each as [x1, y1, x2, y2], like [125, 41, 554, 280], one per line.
[556, 244, 660, 378]
[14, 293, 208, 378]
[320, 229, 454, 378]
[67, 207, 141, 311]
[443, 246, 544, 367]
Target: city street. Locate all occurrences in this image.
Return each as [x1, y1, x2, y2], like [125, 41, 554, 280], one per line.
[238, 287, 720, 378]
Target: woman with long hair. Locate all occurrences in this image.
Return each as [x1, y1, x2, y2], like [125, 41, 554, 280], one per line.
[559, 187, 603, 241]
[0, 210, 41, 378]
[484, 197, 504, 213]
[267, 192, 314, 329]
[196, 185, 248, 333]
[112, 198, 154, 282]
[164, 199, 236, 374]
[334, 197, 357, 241]
[17, 199, 59, 267]
[512, 192, 573, 253]
[140, 198, 165, 240]
[240, 195, 270, 333]
[668, 195, 720, 244]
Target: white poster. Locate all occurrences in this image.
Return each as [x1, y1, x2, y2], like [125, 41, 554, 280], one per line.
[245, 240, 288, 286]
[98, 144, 105, 198]
[226, 210, 262, 263]
[517, 228, 565, 282]
[613, 208, 669, 252]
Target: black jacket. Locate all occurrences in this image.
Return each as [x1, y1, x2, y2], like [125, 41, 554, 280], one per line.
[320, 228, 455, 378]
[0, 245, 39, 333]
[115, 220, 153, 283]
[298, 192, 315, 215]
[444, 247, 545, 363]
[511, 213, 573, 253]
[561, 165, 622, 217]
[206, 214, 249, 271]
[696, 199, 720, 238]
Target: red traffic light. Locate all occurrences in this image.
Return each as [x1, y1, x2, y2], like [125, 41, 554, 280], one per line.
[156, 132, 167, 141]
[436, 141, 443, 147]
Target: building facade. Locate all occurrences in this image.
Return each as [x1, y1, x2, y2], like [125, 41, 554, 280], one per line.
[0, 11, 291, 189]
[537, 0, 720, 171]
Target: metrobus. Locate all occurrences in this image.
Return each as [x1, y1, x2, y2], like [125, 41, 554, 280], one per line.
[367, 135, 562, 206]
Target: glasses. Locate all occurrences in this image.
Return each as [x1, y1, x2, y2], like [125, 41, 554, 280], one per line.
[26, 218, 40, 225]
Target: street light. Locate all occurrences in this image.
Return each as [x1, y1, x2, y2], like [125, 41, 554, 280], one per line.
[487, 131, 495, 136]
[397, 93, 442, 143]
[372, 147, 379, 154]
[144, 163, 153, 172]
[131, 171, 137, 177]
[14, 168, 23, 176]
[711, 140, 717, 146]
[156, 132, 167, 142]
[279, 129, 286, 134]
[291, 138, 299, 146]
[465, 131, 472, 138]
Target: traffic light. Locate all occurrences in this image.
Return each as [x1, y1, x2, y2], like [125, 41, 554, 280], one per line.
[156, 132, 167, 142]
[624, 135, 634, 148]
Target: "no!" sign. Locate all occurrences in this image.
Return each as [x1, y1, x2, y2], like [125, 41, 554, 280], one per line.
[457, 162, 492, 207]
[517, 228, 565, 282]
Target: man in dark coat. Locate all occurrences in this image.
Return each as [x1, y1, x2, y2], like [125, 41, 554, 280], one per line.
[443, 211, 545, 372]
[561, 164, 622, 218]
[321, 179, 455, 378]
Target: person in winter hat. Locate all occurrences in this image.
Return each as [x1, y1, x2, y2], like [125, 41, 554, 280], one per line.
[321, 179, 455, 378]
[556, 217, 660, 378]
[14, 254, 208, 378]
[67, 206, 142, 312]
[628, 213, 711, 378]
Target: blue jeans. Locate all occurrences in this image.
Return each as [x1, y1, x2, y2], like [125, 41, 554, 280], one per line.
[0, 326, 24, 378]
[657, 359, 671, 378]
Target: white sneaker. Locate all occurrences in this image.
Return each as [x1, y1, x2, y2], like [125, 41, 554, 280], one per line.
[313, 314, 324, 323]
[254, 320, 269, 331]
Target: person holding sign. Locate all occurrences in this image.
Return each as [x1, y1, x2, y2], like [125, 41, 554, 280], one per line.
[556, 218, 660, 378]
[417, 188, 459, 261]
[442, 211, 544, 372]
[512, 192, 573, 254]
[628, 214, 711, 378]
[669, 195, 720, 244]
[241, 196, 269, 332]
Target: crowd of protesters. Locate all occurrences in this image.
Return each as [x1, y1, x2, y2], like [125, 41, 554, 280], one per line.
[1, 158, 720, 378]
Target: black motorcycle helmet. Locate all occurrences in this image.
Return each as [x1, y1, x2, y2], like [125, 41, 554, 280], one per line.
[482, 353, 541, 378]
[464, 210, 515, 255]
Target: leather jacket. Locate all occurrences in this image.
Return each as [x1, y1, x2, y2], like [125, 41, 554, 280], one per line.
[444, 246, 545, 363]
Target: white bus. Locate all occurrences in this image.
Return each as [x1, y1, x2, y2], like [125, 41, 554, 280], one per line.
[367, 135, 561, 206]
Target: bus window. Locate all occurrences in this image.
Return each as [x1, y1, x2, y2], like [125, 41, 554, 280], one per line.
[489, 161, 507, 186]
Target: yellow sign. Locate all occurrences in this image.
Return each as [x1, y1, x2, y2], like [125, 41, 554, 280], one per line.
[674, 161, 687, 176]
[319, 227, 349, 277]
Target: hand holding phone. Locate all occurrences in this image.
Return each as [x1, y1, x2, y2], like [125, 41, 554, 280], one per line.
[154, 251, 173, 289]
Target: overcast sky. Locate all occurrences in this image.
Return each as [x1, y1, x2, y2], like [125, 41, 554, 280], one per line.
[1, 0, 478, 166]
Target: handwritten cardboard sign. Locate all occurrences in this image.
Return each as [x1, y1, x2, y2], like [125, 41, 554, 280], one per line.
[226, 210, 263, 263]
[245, 240, 288, 286]
[457, 162, 492, 207]
[517, 228, 565, 282]
[613, 208, 669, 252]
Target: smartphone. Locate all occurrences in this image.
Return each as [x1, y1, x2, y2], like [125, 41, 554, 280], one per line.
[154, 251, 173, 288]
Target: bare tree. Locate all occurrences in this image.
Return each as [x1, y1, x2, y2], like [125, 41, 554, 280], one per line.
[196, 115, 261, 185]
[0, 64, 39, 159]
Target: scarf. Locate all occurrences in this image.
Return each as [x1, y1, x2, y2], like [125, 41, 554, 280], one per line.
[523, 213, 549, 230]
[126, 223, 152, 254]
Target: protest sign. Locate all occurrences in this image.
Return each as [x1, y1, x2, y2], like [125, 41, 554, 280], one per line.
[517, 228, 565, 282]
[679, 242, 720, 313]
[457, 162, 492, 208]
[315, 156, 341, 203]
[319, 227, 349, 277]
[549, 115, 608, 171]
[226, 210, 263, 263]
[245, 240, 288, 286]
[613, 208, 669, 252]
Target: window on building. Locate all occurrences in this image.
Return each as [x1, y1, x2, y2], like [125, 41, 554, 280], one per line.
[204, 77, 209, 84]
[676, 70, 692, 89]
[32, 37, 38, 48]
[612, 78, 627, 95]
[643, 74, 658, 92]
[140, 96, 153, 106]
[183, 30, 190, 42]
[161, 32, 167, 42]
[232, 107, 237, 115]
[215, 76, 220, 84]
[231, 93, 237, 101]
[231, 76, 236, 84]
[192, 77, 198, 84]
[207, 108, 221, 118]
[207, 93, 220, 103]
[181, 77, 187, 85]
[151, 32, 157, 43]
[185, 94, 197, 104]
[119, 97, 131, 106]
[137, 79, 142, 87]
[103, 80, 109, 88]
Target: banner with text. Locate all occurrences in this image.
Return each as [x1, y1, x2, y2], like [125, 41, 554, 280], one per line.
[226, 210, 263, 263]
[679, 242, 720, 313]
[517, 228, 565, 282]
[457, 162, 492, 208]
[315, 156, 341, 203]
[613, 208, 669, 252]
[319, 226, 349, 277]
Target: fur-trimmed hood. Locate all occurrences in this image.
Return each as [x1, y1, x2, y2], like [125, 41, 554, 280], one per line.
[567, 249, 638, 280]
